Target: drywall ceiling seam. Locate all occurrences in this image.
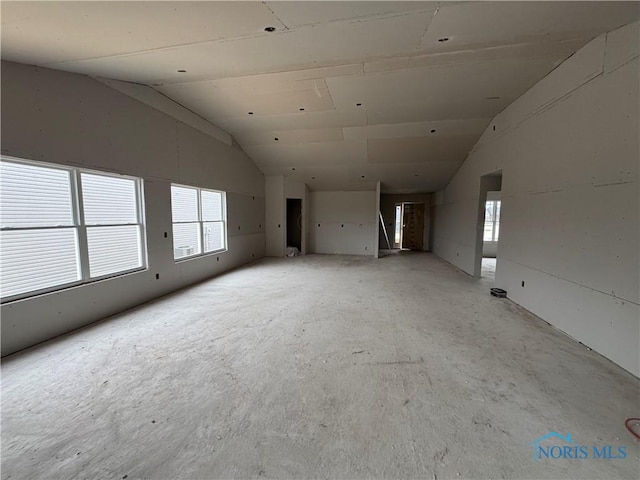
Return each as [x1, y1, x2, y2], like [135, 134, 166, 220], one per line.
[94, 76, 233, 146]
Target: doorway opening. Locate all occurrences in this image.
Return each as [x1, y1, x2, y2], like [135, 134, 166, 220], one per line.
[393, 202, 425, 251]
[475, 172, 502, 280]
[286, 198, 302, 254]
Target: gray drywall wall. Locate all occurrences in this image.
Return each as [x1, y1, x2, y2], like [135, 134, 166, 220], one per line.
[0, 61, 265, 356]
[378, 193, 433, 250]
[432, 22, 639, 376]
[265, 175, 285, 257]
[309, 191, 376, 256]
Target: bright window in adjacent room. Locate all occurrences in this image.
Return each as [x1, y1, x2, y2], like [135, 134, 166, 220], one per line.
[483, 200, 501, 242]
[171, 184, 226, 260]
[0, 157, 146, 302]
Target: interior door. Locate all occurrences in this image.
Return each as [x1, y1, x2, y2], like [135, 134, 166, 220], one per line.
[402, 203, 425, 250]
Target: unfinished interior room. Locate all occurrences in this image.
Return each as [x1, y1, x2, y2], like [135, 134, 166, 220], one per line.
[1, 1, 639, 479]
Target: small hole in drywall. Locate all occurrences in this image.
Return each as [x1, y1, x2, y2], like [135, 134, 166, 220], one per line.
[292, 167, 296, 171]
[248, 111, 254, 115]
[155, 273, 160, 280]
[252, 253, 255, 257]
[278, 224, 281, 228]
[356, 102, 362, 107]
[164, 232, 167, 238]
[361, 175, 365, 178]
[311, 176, 316, 180]
[252, 196, 255, 200]
[414, 174, 419, 177]
[299, 107, 305, 111]
[430, 129, 436, 133]
[177, 69, 187, 73]
[438, 37, 449, 42]
[238, 226, 241, 230]
[521, 281, 525, 287]
[259, 224, 262, 228]
[341, 224, 344, 228]
[317, 223, 320, 227]
[264, 26, 276, 32]
[274, 137, 279, 141]
[217, 257, 220, 262]
[493, 125, 496, 131]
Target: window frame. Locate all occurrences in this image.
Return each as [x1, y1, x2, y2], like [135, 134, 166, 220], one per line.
[1, 156, 147, 304]
[483, 199, 501, 242]
[171, 183, 227, 262]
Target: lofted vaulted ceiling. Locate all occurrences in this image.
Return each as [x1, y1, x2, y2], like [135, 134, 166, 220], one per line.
[2, 1, 638, 192]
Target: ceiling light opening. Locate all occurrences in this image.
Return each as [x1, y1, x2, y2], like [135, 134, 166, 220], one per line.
[264, 26, 276, 32]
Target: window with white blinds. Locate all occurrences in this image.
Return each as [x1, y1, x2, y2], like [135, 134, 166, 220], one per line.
[171, 184, 226, 260]
[0, 157, 146, 302]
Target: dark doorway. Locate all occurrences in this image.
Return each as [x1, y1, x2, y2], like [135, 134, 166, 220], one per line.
[401, 203, 425, 250]
[286, 198, 302, 251]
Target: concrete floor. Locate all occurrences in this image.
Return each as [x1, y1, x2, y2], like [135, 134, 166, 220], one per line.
[2, 253, 639, 479]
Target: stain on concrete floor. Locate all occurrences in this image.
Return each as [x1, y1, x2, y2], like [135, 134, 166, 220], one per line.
[1, 253, 638, 479]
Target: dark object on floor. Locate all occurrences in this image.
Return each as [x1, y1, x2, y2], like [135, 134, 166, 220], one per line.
[490, 288, 507, 298]
[625, 418, 640, 441]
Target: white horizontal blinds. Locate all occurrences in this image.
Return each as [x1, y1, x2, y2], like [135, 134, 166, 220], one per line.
[171, 185, 201, 259]
[80, 172, 143, 278]
[81, 173, 138, 224]
[173, 223, 201, 259]
[0, 161, 74, 228]
[87, 226, 142, 277]
[171, 185, 199, 222]
[201, 190, 223, 222]
[0, 160, 81, 299]
[1, 228, 81, 298]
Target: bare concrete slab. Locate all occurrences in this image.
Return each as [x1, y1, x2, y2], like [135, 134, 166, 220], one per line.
[2, 253, 638, 479]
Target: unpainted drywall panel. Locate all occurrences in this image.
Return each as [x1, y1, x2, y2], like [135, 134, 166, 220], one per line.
[498, 258, 639, 376]
[265, 175, 285, 257]
[604, 21, 640, 73]
[0, 2, 284, 65]
[309, 191, 376, 256]
[267, 1, 436, 28]
[0, 61, 265, 356]
[432, 25, 639, 376]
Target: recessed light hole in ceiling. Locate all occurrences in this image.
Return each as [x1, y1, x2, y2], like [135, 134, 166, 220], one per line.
[264, 26, 276, 32]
